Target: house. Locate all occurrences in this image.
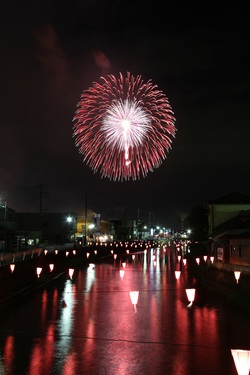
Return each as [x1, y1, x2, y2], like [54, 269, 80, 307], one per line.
[206, 192, 250, 266]
[207, 191, 250, 235]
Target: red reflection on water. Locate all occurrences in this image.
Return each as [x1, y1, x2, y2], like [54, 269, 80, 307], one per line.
[41, 290, 48, 326]
[81, 319, 95, 374]
[1, 255, 244, 375]
[27, 323, 55, 374]
[62, 352, 77, 375]
[3, 335, 14, 371]
[51, 288, 58, 320]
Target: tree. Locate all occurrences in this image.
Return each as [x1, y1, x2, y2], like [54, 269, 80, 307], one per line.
[184, 205, 208, 241]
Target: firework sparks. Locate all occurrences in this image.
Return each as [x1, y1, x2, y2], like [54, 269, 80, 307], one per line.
[73, 72, 176, 181]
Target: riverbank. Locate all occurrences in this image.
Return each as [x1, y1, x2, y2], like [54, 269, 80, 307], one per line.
[190, 260, 250, 313]
[1, 246, 250, 314]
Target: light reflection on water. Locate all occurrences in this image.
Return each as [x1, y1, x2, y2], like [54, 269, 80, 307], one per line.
[0, 248, 249, 374]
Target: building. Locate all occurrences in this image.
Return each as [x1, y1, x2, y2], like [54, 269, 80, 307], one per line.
[0, 204, 17, 252]
[206, 191, 250, 266]
[14, 212, 78, 250]
[207, 191, 250, 235]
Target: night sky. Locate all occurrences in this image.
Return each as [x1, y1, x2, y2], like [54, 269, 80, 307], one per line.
[1, 2, 250, 228]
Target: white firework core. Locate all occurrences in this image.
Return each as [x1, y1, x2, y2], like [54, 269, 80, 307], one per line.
[102, 99, 151, 153]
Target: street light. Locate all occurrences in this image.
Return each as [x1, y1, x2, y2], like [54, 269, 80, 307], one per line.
[0, 200, 7, 253]
[66, 215, 76, 245]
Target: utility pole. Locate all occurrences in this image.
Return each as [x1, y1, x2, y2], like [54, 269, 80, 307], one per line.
[84, 192, 87, 246]
[0, 194, 7, 253]
[4, 201, 6, 254]
[37, 183, 48, 245]
[37, 183, 48, 215]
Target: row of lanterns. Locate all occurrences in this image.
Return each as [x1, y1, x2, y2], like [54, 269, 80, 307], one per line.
[8, 248, 250, 374]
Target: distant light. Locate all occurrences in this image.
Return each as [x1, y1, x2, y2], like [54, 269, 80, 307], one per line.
[185, 288, 196, 308]
[10, 264, 15, 273]
[234, 271, 241, 284]
[69, 268, 74, 279]
[49, 264, 54, 272]
[119, 269, 125, 280]
[36, 267, 42, 278]
[129, 291, 139, 313]
[175, 270, 181, 280]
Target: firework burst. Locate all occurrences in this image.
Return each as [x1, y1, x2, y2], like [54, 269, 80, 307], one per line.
[73, 72, 176, 181]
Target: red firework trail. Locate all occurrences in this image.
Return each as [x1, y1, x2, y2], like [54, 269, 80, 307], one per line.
[73, 72, 176, 181]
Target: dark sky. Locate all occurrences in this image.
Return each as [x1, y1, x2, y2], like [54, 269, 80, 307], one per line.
[1, 2, 250, 228]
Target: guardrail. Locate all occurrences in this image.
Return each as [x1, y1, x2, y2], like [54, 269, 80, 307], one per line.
[0, 244, 74, 266]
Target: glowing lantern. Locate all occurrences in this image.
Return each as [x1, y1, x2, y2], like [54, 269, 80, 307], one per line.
[234, 271, 241, 284]
[114, 254, 117, 260]
[111, 250, 114, 254]
[175, 270, 181, 280]
[36, 267, 42, 278]
[44, 249, 48, 255]
[231, 349, 250, 375]
[10, 264, 15, 273]
[126, 250, 129, 254]
[178, 255, 181, 262]
[69, 268, 74, 279]
[183, 258, 187, 266]
[185, 288, 196, 308]
[129, 291, 139, 313]
[86, 252, 90, 258]
[73, 250, 76, 255]
[94, 250, 97, 255]
[49, 264, 54, 272]
[66, 251, 69, 257]
[119, 269, 125, 280]
[55, 249, 58, 255]
[132, 254, 135, 260]
[196, 258, 200, 265]
[203, 255, 207, 262]
[210, 256, 214, 263]
[122, 262, 126, 268]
